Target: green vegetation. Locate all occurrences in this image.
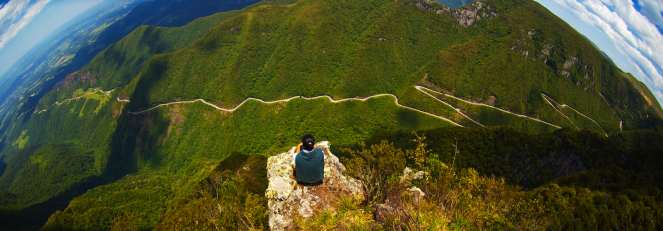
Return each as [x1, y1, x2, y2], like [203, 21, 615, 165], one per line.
[40, 125, 663, 230]
[43, 172, 173, 230]
[1, 0, 662, 229]
[534, 184, 663, 230]
[0, 5, 250, 213]
[39, 93, 452, 229]
[13, 130, 28, 151]
[45, 154, 269, 230]
[84, 11, 242, 90]
[124, 0, 659, 134]
[328, 137, 545, 230]
[0, 144, 98, 210]
[295, 197, 377, 230]
[154, 154, 268, 231]
[375, 125, 663, 192]
[298, 132, 663, 230]
[0, 90, 118, 210]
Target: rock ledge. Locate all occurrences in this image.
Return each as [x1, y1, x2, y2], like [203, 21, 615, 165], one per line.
[265, 141, 365, 230]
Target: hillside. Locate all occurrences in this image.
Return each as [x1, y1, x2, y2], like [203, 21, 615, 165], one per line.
[0, 2, 263, 229]
[0, 0, 662, 230]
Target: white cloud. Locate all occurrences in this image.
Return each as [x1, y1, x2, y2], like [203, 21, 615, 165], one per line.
[0, 0, 51, 49]
[549, 0, 663, 106]
[636, 0, 663, 29]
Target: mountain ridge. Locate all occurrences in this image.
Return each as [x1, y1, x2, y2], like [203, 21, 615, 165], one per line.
[0, 0, 662, 229]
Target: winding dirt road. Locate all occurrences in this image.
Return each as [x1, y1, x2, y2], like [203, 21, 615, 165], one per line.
[125, 91, 466, 127]
[36, 88, 114, 114]
[417, 87, 563, 129]
[541, 93, 608, 136]
[29, 75, 609, 136]
[113, 85, 603, 133]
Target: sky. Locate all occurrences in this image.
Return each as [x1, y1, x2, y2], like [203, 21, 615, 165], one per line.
[535, 0, 663, 107]
[0, 0, 102, 78]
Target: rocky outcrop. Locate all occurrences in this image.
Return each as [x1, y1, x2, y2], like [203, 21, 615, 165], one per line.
[414, 0, 497, 27]
[448, 1, 497, 27]
[265, 141, 365, 230]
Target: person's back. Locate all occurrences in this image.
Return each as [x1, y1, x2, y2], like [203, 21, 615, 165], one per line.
[293, 134, 324, 185]
[295, 148, 324, 185]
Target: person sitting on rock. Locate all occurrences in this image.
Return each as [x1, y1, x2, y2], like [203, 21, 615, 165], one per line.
[292, 134, 324, 186]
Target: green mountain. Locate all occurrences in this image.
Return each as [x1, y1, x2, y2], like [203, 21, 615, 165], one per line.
[0, 0, 662, 230]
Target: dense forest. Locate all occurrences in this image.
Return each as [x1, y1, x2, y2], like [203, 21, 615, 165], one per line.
[37, 125, 663, 230]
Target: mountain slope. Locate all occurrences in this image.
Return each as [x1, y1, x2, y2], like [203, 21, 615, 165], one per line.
[0, 1, 262, 229]
[0, 0, 662, 230]
[122, 0, 660, 133]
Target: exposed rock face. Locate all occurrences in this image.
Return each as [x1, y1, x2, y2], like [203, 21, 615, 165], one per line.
[449, 1, 497, 27]
[414, 0, 497, 27]
[265, 141, 365, 230]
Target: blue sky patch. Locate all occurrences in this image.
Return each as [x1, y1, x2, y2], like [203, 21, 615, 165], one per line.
[632, 0, 642, 11]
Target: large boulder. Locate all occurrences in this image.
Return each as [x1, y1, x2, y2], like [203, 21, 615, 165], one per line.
[265, 141, 365, 230]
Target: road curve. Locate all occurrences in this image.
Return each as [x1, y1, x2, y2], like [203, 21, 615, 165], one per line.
[414, 86, 486, 128]
[125, 92, 465, 127]
[416, 86, 562, 129]
[121, 85, 600, 132]
[541, 93, 608, 136]
[34, 85, 605, 134]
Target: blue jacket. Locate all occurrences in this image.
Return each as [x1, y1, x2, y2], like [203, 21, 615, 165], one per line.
[295, 148, 324, 184]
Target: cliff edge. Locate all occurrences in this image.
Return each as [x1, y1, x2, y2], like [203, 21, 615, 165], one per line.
[265, 141, 365, 230]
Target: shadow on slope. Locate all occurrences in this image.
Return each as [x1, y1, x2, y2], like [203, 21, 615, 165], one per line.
[355, 124, 663, 192]
[0, 107, 170, 230]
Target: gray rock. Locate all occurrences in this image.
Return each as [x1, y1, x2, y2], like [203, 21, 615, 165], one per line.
[265, 141, 365, 230]
[414, 0, 497, 27]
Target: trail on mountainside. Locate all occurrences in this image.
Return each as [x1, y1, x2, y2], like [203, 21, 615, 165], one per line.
[76, 85, 603, 132]
[35, 88, 114, 114]
[416, 86, 562, 129]
[124, 90, 464, 127]
[541, 93, 608, 136]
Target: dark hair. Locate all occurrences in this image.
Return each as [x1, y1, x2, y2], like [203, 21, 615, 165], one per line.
[301, 134, 315, 151]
